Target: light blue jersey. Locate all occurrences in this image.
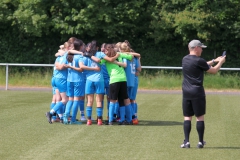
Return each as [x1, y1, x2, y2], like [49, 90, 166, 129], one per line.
[67, 54, 84, 82]
[54, 53, 68, 79]
[132, 57, 140, 100]
[80, 56, 104, 82]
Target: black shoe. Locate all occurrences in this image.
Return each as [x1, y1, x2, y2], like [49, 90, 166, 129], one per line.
[45, 112, 52, 124]
[125, 121, 133, 125]
[105, 121, 113, 125]
[197, 141, 206, 148]
[118, 121, 126, 125]
[180, 140, 190, 148]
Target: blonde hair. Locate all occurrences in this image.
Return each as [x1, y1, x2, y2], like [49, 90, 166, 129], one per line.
[120, 42, 130, 52]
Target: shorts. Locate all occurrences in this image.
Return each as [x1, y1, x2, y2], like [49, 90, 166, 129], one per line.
[54, 78, 67, 93]
[67, 81, 85, 97]
[85, 79, 104, 95]
[182, 97, 206, 117]
[109, 81, 128, 101]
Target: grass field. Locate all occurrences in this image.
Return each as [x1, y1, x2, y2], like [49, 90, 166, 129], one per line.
[0, 90, 240, 160]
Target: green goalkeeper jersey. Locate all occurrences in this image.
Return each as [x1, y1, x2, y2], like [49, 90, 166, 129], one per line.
[100, 53, 133, 84]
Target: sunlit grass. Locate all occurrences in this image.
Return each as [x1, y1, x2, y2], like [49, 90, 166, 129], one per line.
[0, 91, 240, 159]
[0, 67, 240, 90]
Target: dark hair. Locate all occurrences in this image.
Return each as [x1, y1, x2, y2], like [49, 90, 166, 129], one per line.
[89, 40, 98, 56]
[104, 44, 116, 57]
[67, 39, 83, 62]
[74, 39, 83, 51]
[83, 40, 98, 57]
[80, 43, 86, 52]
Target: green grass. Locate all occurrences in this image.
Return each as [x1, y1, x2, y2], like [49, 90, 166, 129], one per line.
[0, 91, 240, 160]
[1, 67, 240, 90]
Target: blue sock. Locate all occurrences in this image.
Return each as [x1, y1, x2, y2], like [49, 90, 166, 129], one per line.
[119, 106, 125, 122]
[86, 106, 92, 120]
[96, 107, 103, 118]
[109, 102, 115, 122]
[135, 103, 138, 118]
[102, 101, 104, 109]
[79, 100, 85, 116]
[50, 103, 56, 119]
[50, 103, 56, 110]
[125, 103, 132, 123]
[65, 100, 73, 115]
[71, 101, 79, 122]
[114, 103, 119, 115]
[52, 102, 64, 114]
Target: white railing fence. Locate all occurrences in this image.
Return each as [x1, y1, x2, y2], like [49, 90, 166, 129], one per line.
[1, 63, 240, 90]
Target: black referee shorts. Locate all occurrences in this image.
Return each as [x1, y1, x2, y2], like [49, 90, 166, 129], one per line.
[182, 97, 206, 117]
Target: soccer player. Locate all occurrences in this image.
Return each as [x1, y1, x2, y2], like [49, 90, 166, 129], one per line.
[119, 41, 141, 124]
[63, 39, 85, 125]
[45, 44, 69, 124]
[100, 44, 134, 125]
[78, 41, 105, 125]
[181, 39, 226, 148]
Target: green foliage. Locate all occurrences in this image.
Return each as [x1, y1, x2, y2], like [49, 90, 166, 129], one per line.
[0, 0, 239, 67]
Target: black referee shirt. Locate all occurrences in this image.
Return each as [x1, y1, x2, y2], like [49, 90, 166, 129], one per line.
[182, 55, 210, 99]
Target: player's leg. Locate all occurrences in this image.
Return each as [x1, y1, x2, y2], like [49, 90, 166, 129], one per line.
[95, 81, 104, 125]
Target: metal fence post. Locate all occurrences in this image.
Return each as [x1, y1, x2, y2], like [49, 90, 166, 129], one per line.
[5, 64, 8, 90]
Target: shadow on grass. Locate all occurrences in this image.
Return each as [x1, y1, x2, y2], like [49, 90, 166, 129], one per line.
[206, 147, 240, 150]
[137, 120, 182, 126]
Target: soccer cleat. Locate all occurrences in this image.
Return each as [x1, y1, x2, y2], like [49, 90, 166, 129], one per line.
[132, 118, 139, 125]
[97, 119, 103, 125]
[69, 121, 82, 125]
[118, 121, 126, 125]
[197, 141, 206, 148]
[45, 112, 52, 124]
[105, 121, 113, 125]
[180, 141, 190, 148]
[51, 118, 60, 123]
[87, 120, 92, 125]
[80, 116, 87, 121]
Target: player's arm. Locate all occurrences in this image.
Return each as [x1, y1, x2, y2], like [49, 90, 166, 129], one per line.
[112, 60, 127, 68]
[55, 62, 66, 70]
[79, 62, 100, 71]
[68, 50, 83, 55]
[55, 50, 65, 57]
[124, 52, 141, 58]
[103, 53, 120, 62]
[136, 57, 142, 76]
[64, 64, 83, 72]
[207, 56, 226, 74]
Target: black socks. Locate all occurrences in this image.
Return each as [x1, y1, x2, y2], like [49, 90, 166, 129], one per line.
[183, 120, 191, 142]
[196, 121, 205, 143]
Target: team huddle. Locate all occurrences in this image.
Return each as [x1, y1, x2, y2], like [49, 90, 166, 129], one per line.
[45, 37, 141, 125]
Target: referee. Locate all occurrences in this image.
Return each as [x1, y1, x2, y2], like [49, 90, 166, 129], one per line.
[180, 40, 226, 148]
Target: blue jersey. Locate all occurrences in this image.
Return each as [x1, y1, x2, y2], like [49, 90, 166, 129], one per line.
[124, 58, 136, 87]
[67, 54, 85, 82]
[80, 56, 103, 82]
[95, 51, 109, 79]
[54, 53, 68, 79]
